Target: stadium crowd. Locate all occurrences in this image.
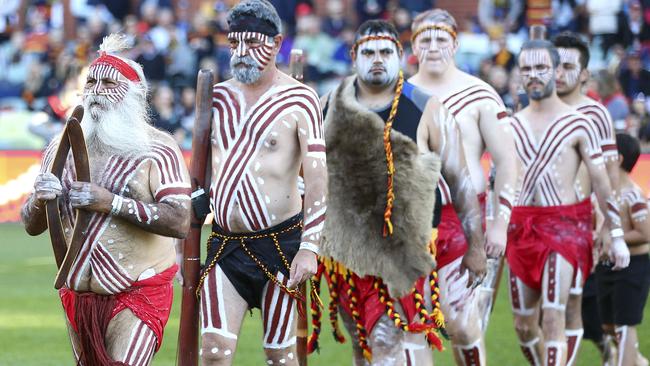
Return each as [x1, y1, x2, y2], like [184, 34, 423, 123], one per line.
[0, 0, 650, 150]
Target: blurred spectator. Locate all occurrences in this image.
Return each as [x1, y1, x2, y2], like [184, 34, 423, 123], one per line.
[134, 35, 166, 82]
[478, 0, 524, 38]
[293, 13, 338, 83]
[598, 69, 630, 130]
[150, 84, 182, 140]
[356, 0, 389, 24]
[632, 93, 650, 141]
[322, 0, 349, 37]
[619, 0, 650, 50]
[487, 64, 510, 99]
[586, 0, 623, 58]
[491, 36, 516, 72]
[618, 50, 650, 101]
[393, 7, 412, 48]
[0, 31, 29, 98]
[398, 0, 435, 16]
[0, 0, 20, 42]
[551, 0, 588, 33]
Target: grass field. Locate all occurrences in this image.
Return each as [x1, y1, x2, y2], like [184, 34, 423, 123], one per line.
[0, 222, 648, 365]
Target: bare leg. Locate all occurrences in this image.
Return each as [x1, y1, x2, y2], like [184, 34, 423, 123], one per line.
[367, 314, 406, 366]
[438, 257, 486, 365]
[107, 309, 158, 366]
[509, 269, 543, 366]
[615, 325, 639, 366]
[404, 332, 432, 366]
[262, 272, 298, 366]
[565, 269, 584, 366]
[200, 265, 248, 366]
[340, 306, 370, 366]
[540, 252, 574, 366]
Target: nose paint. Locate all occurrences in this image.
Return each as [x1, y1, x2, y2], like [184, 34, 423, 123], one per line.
[228, 31, 275, 70]
[413, 25, 456, 65]
[85, 65, 130, 103]
[557, 48, 582, 91]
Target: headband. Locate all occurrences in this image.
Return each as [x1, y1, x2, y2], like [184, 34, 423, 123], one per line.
[351, 34, 404, 57]
[411, 24, 457, 44]
[228, 13, 279, 37]
[90, 52, 141, 82]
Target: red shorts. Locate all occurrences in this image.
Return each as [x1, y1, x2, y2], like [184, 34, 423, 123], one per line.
[331, 271, 425, 334]
[60, 264, 177, 351]
[506, 199, 593, 291]
[436, 193, 486, 269]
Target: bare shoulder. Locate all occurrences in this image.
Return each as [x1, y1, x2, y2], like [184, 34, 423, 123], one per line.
[424, 94, 444, 112]
[147, 127, 184, 154]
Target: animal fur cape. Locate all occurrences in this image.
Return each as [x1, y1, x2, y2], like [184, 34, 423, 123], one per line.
[322, 76, 441, 297]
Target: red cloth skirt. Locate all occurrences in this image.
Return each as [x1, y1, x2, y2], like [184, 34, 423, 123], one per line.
[506, 199, 593, 291]
[332, 271, 422, 334]
[436, 193, 486, 269]
[60, 264, 177, 352]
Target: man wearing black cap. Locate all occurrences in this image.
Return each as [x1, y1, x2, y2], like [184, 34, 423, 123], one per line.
[197, 1, 327, 365]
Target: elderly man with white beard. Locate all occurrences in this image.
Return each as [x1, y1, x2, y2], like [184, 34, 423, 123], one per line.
[21, 34, 191, 366]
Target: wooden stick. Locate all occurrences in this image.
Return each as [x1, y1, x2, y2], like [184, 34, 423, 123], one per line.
[177, 69, 214, 366]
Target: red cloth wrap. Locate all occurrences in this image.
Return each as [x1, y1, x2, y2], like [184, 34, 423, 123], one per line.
[436, 193, 486, 268]
[331, 272, 424, 334]
[60, 264, 177, 353]
[506, 199, 593, 291]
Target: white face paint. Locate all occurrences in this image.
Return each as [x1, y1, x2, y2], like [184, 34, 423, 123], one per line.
[519, 49, 555, 100]
[354, 35, 401, 87]
[84, 65, 130, 103]
[413, 23, 456, 74]
[556, 48, 582, 96]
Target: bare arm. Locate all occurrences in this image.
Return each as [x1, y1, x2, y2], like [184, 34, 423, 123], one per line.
[624, 192, 650, 246]
[579, 134, 630, 268]
[418, 98, 486, 283]
[479, 106, 519, 257]
[22, 141, 60, 236]
[69, 141, 192, 239]
[288, 90, 327, 288]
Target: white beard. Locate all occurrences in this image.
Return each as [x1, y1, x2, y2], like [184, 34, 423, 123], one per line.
[81, 88, 152, 158]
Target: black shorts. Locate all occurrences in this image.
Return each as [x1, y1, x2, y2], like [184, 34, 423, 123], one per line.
[203, 213, 302, 309]
[596, 254, 650, 326]
[581, 274, 604, 341]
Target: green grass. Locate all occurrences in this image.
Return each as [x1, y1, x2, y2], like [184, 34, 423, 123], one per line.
[0, 222, 647, 365]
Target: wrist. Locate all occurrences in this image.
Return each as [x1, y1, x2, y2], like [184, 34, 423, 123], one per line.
[299, 242, 319, 255]
[610, 228, 624, 239]
[110, 194, 123, 216]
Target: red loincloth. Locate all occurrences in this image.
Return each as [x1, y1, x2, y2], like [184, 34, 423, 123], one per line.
[506, 199, 593, 291]
[60, 264, 177, 359]
[333, 271, 423, 334]
[436, 193, 486, 269]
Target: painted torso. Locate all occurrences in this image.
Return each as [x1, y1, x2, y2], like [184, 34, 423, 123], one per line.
[511, 109, 601, 207]
[209, 80, 322, 233]
[43, 132, 188, 293]
[406, 74, 507, 204]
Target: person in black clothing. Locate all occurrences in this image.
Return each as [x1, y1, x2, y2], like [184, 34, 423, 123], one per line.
[618, 51, 650, 101]
[319, 19, 486, 366]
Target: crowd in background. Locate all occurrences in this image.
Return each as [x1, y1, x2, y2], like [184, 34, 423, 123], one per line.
[1, 0, 650, 151]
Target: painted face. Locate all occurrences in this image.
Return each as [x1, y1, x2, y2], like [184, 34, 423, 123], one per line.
[556, 48, 582, 96]
[354, 35, 401, 87]
[228, 31, 275, 71]
[84, 64, 130, 104]
[519, 49, 555, 101]
[413, 23, 456, 73]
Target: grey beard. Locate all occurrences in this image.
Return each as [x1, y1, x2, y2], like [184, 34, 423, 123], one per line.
[230, 56, 262, 84]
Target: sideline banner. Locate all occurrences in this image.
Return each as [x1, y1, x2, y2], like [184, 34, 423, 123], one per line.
[2, 151, 649, 223]
[0, 150, 193, 223]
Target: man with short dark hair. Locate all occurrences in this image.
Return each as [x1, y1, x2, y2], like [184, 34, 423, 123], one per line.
[552, 31, 620, 366]
[318, 19, 486, 366]
[507, 39, 629, 366]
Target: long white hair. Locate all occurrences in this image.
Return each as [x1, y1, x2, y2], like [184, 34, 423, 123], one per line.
[81, 33, 152, 157]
